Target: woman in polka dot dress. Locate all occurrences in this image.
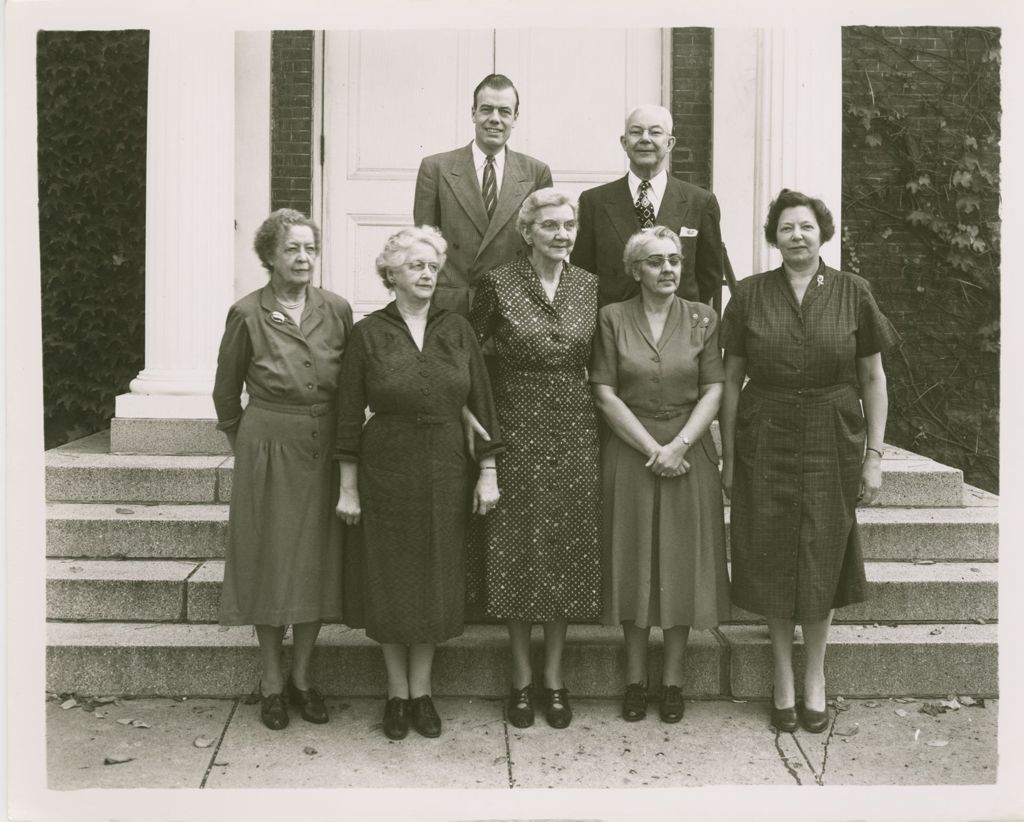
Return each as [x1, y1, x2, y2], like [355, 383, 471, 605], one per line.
[469, 189, 601, 730]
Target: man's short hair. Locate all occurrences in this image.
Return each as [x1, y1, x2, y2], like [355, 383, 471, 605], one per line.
[472, 74, 520, 114]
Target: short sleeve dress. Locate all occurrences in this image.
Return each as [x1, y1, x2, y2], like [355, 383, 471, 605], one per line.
[469, 258, 602, 622]
[590, 295, 730, 630]
[334, 302, 504, 644]
[719, 263, 900, 620]
[213, 284, 352, 626]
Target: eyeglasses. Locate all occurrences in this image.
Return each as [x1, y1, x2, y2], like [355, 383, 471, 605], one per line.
[638, 254, 682, 267]
[405, 260, 440, 273]
[536, 220, 578, 233]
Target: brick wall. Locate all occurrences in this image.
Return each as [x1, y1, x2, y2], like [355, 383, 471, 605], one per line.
[270, 31, 315, 215]
[670, 27, 714, 190]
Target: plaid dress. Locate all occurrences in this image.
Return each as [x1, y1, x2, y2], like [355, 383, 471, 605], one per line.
[720, 263, 900, 620]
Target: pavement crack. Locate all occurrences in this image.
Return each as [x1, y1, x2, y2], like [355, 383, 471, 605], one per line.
[198, 698, 238, 788]
[817, 712, 838, 785]
[502, 716, 515, 788]
[773, 730, 803, 785]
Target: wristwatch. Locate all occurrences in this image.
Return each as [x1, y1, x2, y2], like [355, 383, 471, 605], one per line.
[676, 434, 691, 447]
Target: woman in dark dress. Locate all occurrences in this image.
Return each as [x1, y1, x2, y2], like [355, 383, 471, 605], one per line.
[719, 189, 899, 734]
[470, 189, 601, 730]
[335, 226, 503, 741]
[213, 209, 351, 731]
[590, 227, 729, 724]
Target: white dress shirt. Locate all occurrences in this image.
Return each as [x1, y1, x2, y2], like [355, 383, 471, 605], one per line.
[627, 169, 668, 215]
[472, 142, 506, 197]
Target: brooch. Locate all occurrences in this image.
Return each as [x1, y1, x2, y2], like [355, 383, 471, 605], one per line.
[816, 273, 825, 287]
[270, 310, 286, 324]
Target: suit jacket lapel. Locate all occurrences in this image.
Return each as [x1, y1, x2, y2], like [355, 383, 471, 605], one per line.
[602, 176, 640, 245]
[656, 177, 693, 234]
[301, 287, 325, 336]
[260, 285, 307, 344]
[478, 149, 530, 256]
[442, 144, 489, 237]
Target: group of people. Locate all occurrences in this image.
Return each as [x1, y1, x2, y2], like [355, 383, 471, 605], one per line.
[213, 74, 899, 741]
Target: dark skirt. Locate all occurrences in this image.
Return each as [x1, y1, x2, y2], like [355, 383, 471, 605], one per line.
[729, 382, 867, 621]
[219, 403, 343, 626]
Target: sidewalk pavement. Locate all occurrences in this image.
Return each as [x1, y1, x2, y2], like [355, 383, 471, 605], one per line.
[47, 693, 997, 789]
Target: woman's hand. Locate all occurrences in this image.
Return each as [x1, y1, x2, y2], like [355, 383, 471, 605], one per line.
[646, 440, 691, 478]
[858, 451, 883, 506]
[336, 488, 361, 525]
[473, 469, 500, 515]
[461, 406, 491, 461]
[721, 458, 734, 500]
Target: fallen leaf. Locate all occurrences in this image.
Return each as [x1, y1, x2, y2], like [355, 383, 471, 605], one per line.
[895, 709, 909, 717]
[834, 724, 860, 737]
[959, 696, 977, 706]
[116, 718, 134, 725]
[60, 699, 78, 710]
[303, 746, 318, 755]
[864, 701, 880, 708]
[914, 559, 936, 565]
[214, 760, 229, 766]
[919, 703, 947, 717]
[131, 720, 151, 729]
[940, 699, 961, 711]
[95, 696, 118, 704]
[115, 507, 135, 514]
[104, 755, 134, 765]
[730, 699, 748, 703]
[894, 697, 917, 704]
[835, 696, 845, 703]
[69, 566, 83, 573]
[93, 712, 104, 718]
[914, 729, 921, 742]
[925, 739, 949, 747]
[193, 736, 215, 748]
[929, 628, 944, 636]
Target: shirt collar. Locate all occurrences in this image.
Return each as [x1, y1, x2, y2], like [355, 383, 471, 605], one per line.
[472, 141, 506, 174]
[627, 169, 668, 202]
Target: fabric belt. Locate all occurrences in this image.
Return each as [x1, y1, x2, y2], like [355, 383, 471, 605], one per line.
[248, 397, 335, 417]
[633, 404, 695, 421]
[371, 411, 456, 426]
[745, 382, 857, 406]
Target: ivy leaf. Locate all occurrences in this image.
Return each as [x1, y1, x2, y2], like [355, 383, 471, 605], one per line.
[906, 210, 931, 226]
[952, 170, 973, 188]
[956, 196, 981, 214]
[865, 134, 883, 147]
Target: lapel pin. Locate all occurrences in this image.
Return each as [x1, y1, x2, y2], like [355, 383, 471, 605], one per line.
[816, 273, 825, 287]
[270, 310, 286, 324]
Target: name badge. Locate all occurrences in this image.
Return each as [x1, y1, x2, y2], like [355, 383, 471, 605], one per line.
[679, 226, 699, 238]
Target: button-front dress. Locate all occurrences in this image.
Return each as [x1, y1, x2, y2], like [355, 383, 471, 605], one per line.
[720, 263, 900, 620]
[469, 258, 602, 622]
[335, 302, 503, 644]
[213, 284, 352, 626]
[590, 295, 730, 630]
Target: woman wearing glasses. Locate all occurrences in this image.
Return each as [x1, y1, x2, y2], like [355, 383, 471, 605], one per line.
[469, 189, 601, 730]
[335, 226, 503, 740]
[590, 227, 729, 724]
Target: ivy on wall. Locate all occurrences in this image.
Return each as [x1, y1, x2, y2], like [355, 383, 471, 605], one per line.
[842, 27, 1000, 492]
[37, 31, 149, 448]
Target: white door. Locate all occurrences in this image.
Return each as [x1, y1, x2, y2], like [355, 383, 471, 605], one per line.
[320, 28, 664, 316]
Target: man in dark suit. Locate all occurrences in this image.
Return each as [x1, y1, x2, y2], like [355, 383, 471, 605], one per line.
[573, 104, 724, 309]
[414, 74, 552, 315]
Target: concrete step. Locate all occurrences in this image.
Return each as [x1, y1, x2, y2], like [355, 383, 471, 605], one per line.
[45, 621, 997, 699]
[47, 436, 967, 508]
[45, 503, 998, 562]
[728, 562, 997, 624]
[46, 503, 227, 559]
[721, 623, 997, 698]
[48, 558, 992, 625]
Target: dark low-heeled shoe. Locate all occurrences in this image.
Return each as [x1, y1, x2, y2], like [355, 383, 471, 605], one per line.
[798, 701, 830, 734]
[287, 678, 329, 724]
[258, 684, 289, 731]
[543, 687, 572, 729]
[506, 684, 535, 728]
[409, 695, 442, 738]
[382, 696, 409, 740]
[771, 704, 799, 733]
[622, 683, 648, 722]
[659, 685, 685, 724]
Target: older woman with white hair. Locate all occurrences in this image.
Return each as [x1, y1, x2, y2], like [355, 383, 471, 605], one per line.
[470, 188, 601, 730]
[335, 225, 503, 741]
[590, 226, 729, 724]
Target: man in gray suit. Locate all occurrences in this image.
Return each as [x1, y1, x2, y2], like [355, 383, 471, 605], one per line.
[573, 104, 724, 309]
[414, 74, 553, 315]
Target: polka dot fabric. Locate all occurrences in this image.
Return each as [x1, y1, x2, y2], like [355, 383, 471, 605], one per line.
[469, 258, 602, 621]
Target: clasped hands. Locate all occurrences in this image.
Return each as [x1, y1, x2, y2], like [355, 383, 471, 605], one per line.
[645, 438, 690, 479]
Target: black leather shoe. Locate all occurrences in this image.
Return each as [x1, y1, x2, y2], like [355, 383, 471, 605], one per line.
[506, 685, 535, 728]
[258, 685, 289, 731]
[543, 687, 572, 729]
[771, 704, 799, 732]
[622, 683, 648, 722]
[659, 685, 685, 723]
[409, 695, 442, 738]
[798, 701, 830, 734]
[382, 697, 409, 740]
[287, 678, 329, 724]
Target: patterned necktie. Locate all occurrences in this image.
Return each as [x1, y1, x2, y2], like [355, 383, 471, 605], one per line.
[482, 155, 498, 220]
[635, 179, 655, 229]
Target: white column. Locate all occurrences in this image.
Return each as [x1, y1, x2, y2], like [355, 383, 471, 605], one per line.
[752, 27, 843, 273]
[115, 27, 235, 419]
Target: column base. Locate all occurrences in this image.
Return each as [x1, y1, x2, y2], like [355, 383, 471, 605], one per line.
[109, 417, 229, 455]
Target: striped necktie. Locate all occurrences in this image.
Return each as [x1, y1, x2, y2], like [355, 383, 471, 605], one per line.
[482, 155, 498, 220]
[635, 179, 656, 229]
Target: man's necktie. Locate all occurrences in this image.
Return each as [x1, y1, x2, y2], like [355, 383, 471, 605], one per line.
[483, 155, 498, 220]
[635, 179, 655, 229]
